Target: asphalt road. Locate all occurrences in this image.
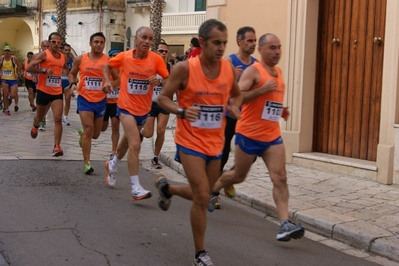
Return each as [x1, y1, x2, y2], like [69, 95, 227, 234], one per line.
[0, 160, 379, 266]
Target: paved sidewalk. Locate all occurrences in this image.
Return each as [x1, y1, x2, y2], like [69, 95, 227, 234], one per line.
[1, 89, 398, 265]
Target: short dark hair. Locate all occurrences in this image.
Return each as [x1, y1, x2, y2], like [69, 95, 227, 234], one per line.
[27, 51, 33, 56]
[158, 41, 168, 48]
[198, 19, 227, 41]
[63, 43, 71, 49]
[90, 32, 106, 43]
[48, 32, 61, 41]
[190, 37, 200, 48]
[237, 26, 255, 40]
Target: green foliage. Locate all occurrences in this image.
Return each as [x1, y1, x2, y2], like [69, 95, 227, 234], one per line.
[91, 0, 107, 9]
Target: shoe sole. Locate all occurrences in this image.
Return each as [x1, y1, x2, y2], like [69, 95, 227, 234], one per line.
[154, 174, 171, 211]
[277, 227, 305, 242]
[30, 130, 38, 139]
[85, 167, 94, 175]
[131, 192, 152, 201]
[224, 185, 236, 198]
[52, 151, 64, 157]
[104, 160, 115, 188]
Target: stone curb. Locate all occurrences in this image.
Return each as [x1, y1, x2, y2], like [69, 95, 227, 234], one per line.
[158, 151, 399, 262]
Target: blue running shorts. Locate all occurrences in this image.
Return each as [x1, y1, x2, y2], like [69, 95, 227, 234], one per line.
[235, 133, 283, 157]
[174, 144, 222, 165]
[77, 96, 106, 119]
[116, 108, 148, 126]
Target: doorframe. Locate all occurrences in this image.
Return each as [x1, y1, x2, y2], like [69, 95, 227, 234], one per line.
[283, 0, 397, 184]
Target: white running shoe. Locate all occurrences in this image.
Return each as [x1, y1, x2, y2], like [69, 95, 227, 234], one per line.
[131, 187, 152, 201]
[104, 160, 117, 188]
[62, 116, 70, 126]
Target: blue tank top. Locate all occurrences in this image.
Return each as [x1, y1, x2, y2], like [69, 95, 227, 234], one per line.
[226, 54, 257, 118]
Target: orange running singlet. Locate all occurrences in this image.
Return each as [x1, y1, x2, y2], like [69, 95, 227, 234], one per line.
[78, 53, 108, 103]
[24, 61, 33, 81]
[37, 50, 65, 95]
[175, 57, 234, 156]
[236, 61, 285, 142]
[108, 49, 168, 116]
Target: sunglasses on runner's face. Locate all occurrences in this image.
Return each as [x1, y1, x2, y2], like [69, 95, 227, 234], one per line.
[157, 49, 168, 53]
[50, 40, 61, 45]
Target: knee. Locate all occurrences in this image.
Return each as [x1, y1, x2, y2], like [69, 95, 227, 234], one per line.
[192, 190, 210, 208]
[157, 127, 166, 137]
[92, 132, 100, 139]
[271, 170, 287, 188]
[128, 141, 141, 152]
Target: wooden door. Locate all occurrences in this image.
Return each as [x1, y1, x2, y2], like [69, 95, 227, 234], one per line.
[313, 0, 386, 161]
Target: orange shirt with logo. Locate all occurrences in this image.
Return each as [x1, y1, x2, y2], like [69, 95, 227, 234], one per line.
[236, 61, 285, 142]
[24, 61, 33, 81]
[78, 53, 108, 103]
[175, 57, 234, 156]
[108, 49, 168, 116]
[37, 50, 65, 95]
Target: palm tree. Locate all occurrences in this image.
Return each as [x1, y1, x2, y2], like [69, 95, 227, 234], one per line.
[150, 0, 163, 51]
[56, 0, 68, 44]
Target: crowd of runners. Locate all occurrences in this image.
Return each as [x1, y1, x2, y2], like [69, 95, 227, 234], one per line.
[1, 19, 305, 265]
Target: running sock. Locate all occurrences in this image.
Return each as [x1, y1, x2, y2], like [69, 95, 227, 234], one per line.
[211, 191, 220, 197]
[130, 175, 141, 189]
[195, 250, 206, 259]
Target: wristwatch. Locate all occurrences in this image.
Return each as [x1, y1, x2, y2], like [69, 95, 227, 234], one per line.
[176, 107, 185, 119]
[41, 68, 47, 74]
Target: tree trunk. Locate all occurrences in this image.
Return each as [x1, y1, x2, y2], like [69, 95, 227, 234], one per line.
[56, 0, 68, 44]
[150, 0, 163, 51]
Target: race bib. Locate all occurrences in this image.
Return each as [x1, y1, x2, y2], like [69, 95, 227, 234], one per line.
[152, 86, 162, 102]
[107, 87, 120, 99]
[127, 78, 149, 95]
[191, 104, 224, 129]
[85, 77, 102, 90]
[261, 100, 282, 121]
[2, 70, 12, 77]
[45, 75, 61, 87]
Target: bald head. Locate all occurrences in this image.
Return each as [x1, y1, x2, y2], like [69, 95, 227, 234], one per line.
[41, 40, 50, 51]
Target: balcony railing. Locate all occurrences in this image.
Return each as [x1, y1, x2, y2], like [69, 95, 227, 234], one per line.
[162, 11, 206, 35]
[0, 0, 37, 8]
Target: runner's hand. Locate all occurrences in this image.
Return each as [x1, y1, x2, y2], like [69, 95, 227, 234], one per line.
[184, 106, 201, 122]
[227, 104, 241, 120]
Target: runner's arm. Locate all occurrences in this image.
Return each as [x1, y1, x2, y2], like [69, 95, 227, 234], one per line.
[110, 68, 120, 89]
[157, 61, 199, 122]
[26, 53, 46, 74]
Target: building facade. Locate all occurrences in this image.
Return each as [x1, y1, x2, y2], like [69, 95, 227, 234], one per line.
[0, 0, 39, 61]
[126, 0, 206, 60]
[41, 0, 126, 56]
[208, 0, 399, 185]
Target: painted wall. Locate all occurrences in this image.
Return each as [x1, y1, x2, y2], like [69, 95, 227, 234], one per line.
[0, 17, 37, 60]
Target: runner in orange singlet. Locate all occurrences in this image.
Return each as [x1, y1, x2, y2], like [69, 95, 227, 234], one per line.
[22, 51, 37, 111]
[102, 26, 168, 201]
[101, 49, 122, 160]
[211, 33, 305, 242]
[69, 32, 120, 174]
[27, 32, 69, 157]
[154, 19, 242, 265]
